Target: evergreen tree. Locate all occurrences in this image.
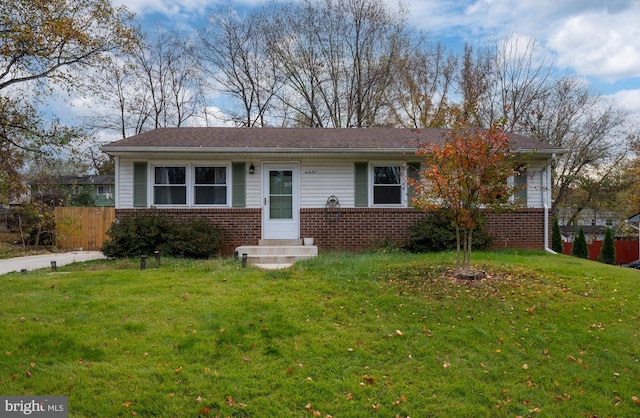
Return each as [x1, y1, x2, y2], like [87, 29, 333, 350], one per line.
[598, 228, 616, 265]
[551, 217, 563, 253]
[571, 227, 589, 259]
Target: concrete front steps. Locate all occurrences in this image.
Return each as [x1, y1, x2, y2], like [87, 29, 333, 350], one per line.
[235, 239, 318, 269]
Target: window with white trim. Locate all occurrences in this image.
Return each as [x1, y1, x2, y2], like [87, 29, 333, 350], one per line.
[372, 165, 404, 205]
[194, 166, 227, 205]
[152, 164, 230, 206]
[154, 166, 186, 205]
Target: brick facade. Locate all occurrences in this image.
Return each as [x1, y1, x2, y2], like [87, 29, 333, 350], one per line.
[300, 208, 426, 251]
[484, 208, 549, 251]
[115, 207, 550, 255]
[115, 208, 262, 255]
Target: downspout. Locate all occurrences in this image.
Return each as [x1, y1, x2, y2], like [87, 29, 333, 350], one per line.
[543, 154, 557, 254]
[544, 203, 556, 254]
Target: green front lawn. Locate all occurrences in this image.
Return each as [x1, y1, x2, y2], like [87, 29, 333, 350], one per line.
[1, 251, 639, 417]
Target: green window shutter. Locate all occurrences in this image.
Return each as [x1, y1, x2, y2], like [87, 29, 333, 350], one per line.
[514, 171, 527, 205]
[232, 163, 246, 207]
[354, 162, 368, 207]
[133, 162, 147, 207]
[406, 162, 421, 207]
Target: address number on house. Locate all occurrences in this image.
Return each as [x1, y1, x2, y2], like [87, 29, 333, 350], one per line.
[304, 170, 317, 175]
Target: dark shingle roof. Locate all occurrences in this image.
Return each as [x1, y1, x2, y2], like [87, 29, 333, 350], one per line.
[102, 127, 564, 153]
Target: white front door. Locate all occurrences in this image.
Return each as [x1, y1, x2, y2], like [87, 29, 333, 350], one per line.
[262, 163, 299, 240]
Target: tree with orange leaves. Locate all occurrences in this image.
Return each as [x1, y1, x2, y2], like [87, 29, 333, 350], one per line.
[410, 119, 524, 275]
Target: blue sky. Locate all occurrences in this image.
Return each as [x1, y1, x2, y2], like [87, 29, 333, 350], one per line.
[108, 0, 640, 121]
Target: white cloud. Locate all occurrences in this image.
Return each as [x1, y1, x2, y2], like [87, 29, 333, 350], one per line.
[394, 0, 640, 84]
[549, 10, 640, 81]
[607, 89, 640, 118]
[191, 106, 236, 127]
[112, 0, 269, 18]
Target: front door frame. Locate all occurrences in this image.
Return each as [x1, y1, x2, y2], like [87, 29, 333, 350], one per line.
[262, 162, 300, 240]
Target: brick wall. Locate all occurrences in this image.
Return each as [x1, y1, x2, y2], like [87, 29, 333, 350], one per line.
[115, 208, 261, 255]
[115, 207, 550, 255]
[485, 208, 549, 250]
[301, 208, 549, 252]
[300, 208, 426, 251]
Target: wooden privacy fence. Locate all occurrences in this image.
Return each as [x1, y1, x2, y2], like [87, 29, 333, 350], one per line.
[54, 207, 115, 251]
[563, 240, 640, 265]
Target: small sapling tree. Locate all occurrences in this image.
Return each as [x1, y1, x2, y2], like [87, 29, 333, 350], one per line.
[598, 227, 616, 265]
[552, 217, 564, 253]
[571, 227, 589, 259]
[409, 118, 524, 276]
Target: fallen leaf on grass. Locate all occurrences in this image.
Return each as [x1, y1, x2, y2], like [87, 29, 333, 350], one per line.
[361, 374, 375, 385]
[305, 403, 322, 416]
[632, 396, 640, 405]
[226, 396, 245, 407]
[199, 407, 210, 415]
[395, 329, 404, 336]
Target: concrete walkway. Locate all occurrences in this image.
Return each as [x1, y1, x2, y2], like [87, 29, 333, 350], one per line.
[0, 251, 106, 275]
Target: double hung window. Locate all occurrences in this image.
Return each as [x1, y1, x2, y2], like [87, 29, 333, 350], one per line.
[152, 165, 228, 206]
[154, 166, 186, 205]
[372, 165, 403, 205]
[194, 166, 227, 205]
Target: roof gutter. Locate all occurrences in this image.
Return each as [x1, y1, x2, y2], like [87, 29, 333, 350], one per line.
[102, 146, 567, 155]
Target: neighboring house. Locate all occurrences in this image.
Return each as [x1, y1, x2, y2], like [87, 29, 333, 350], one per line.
[557, 208, 623, 243]
[30, 175, 115, 207]
[102, 127, 564, 254]
[557, 208, 624, 242]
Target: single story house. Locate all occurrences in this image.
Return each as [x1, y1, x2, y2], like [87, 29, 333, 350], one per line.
[29, 175, 115, 207]
[101, 127, 564, 255]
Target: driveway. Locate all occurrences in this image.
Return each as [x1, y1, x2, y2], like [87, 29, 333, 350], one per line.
[0, 251, 106, 275]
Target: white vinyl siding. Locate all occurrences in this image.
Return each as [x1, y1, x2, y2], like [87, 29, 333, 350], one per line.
[117, 159, 136, 208]
[246, 164, 262, 207]
[508, 160, 547, 209]
[523, 160, 545, 209]
[114, 157, 550, 210]
[300, 162, 354, 207]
